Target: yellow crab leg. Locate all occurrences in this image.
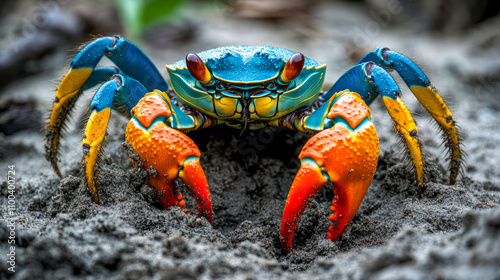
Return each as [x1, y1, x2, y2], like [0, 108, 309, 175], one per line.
[45, 36, 170, 179]
[49, 68, 93, 129]
[82, 108, 111, 203]
[410, 85, 461, 183]
[382, 96, 424, 182]
[358, 48, 463, 184]
[46, 68, 93, 177]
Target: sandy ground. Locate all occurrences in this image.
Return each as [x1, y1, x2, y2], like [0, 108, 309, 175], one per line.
[1, 1, 500, 279]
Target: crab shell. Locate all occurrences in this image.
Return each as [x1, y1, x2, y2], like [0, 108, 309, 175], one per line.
[166, 46, 326, 125]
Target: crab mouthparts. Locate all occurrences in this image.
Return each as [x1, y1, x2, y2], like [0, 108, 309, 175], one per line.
[219, 88, 270, 134]
[240, 97, 250, 135]
[219, 88, 271, 99]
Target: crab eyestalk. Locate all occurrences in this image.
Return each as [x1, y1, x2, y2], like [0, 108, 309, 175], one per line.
[186, 53, 213, 85]
[279, 52, 305, 84]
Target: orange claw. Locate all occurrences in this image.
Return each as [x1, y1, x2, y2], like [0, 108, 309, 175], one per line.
[125, 91, 213, 223]
[280, 92, 379, 254]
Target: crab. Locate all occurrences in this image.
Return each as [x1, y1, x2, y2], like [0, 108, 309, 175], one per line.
[45, 35, 463, 254]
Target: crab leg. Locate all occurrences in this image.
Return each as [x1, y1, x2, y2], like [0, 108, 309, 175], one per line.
[45, 66, 119, 177]
[45, 35, 168, 177]
[281, 92, 379, 254]
[126, 90, 213, 223]
[83, 74, 149, 202]
[358, 48, 462, 184]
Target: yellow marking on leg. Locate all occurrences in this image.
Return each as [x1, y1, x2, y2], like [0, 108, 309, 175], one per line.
[49, 68, 93, 128]
[410, 85, 461, 182]
[382, 96, 424, 182]
[83, 108, 111, 203]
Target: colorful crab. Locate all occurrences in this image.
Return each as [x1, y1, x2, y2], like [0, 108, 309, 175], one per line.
[45, 35, 463, 254]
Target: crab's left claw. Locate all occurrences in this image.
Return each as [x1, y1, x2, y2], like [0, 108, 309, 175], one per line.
[280, 92, 379, 254]
[126, 91, 213, 223]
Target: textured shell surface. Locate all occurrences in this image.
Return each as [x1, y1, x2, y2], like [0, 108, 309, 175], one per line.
[167, 46, 324, 83]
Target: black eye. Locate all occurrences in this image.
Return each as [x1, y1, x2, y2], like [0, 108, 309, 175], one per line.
[215, 82, 225, 91]
[266, 81, 277, 90]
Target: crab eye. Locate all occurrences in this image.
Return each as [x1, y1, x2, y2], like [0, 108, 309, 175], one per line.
[266, 81, 277, 90]
[215, 81, 225, 91]
[280, 53, 305, 83]
[186, 53, 212, 84]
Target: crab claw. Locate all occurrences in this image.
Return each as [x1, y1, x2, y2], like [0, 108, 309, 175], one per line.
[280, 92, 379, 254]
[125, 91, 213, 223]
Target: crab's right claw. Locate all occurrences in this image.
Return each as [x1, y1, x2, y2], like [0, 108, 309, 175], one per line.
[125, 91, 213, 223]
[280, 93, 379, 254]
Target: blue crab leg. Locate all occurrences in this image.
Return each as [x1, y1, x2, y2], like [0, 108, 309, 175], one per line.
[45, 66, 120, 177]
[357, 48, 462, 184]
[69, 35, 168, 92]
[83, 74, 149, 202]
[323, 62, 426, 183]
[46, 35, 168, 177]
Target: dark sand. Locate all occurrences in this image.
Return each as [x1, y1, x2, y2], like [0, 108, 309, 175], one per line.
[1, 1, 500, 279]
